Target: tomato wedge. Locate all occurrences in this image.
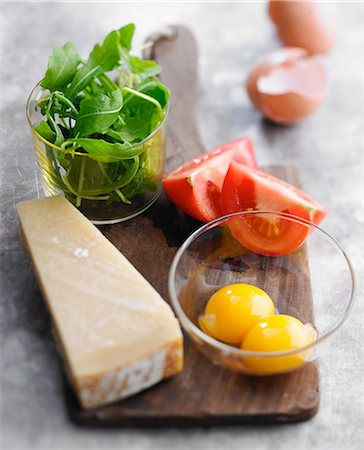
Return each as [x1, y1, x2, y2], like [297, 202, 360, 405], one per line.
[162, 137, 257, 222]
[221, 162, 327, 256]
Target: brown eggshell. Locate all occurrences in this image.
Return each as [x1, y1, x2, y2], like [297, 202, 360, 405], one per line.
[246, 47, 308, 110]
[257, 55, 327, 124]
[268, 0, 337, 54]
[258, 91, 324, 124]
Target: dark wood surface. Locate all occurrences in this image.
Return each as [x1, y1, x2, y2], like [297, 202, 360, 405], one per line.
[65, 26, 319, 426]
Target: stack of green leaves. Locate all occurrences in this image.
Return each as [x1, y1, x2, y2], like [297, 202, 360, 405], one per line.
[34, 24, 169, 206]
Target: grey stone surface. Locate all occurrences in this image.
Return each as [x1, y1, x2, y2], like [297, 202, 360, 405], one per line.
[1, 1, 363, 449]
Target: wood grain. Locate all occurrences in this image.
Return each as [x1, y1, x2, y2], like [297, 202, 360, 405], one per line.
[65, 26, 319, 425]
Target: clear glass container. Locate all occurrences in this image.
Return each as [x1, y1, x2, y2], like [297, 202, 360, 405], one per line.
[169, 211, 355, 376]
[26, 85, 168, 224]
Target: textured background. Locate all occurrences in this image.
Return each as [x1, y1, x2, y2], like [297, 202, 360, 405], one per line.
[1, 1, 363, 449]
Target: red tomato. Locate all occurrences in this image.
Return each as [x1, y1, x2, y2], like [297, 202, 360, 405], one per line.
[221, 162, 327, 256]
[162, 137, 257, 222]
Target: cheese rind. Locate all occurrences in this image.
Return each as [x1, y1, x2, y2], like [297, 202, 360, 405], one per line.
[76, 340, 181, 409]
[16, 196, 183, 409]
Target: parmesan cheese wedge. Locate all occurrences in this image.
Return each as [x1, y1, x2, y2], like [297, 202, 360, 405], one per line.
[16, 196, 183, 409]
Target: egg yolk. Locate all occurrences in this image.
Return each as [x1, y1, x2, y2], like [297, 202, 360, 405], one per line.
[199, 284, 275, 344]
[241, 314, 317, 374]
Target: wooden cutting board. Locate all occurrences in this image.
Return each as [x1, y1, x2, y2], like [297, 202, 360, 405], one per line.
[65, 26, 319, 425]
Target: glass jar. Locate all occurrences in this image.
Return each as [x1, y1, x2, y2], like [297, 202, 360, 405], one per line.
[26, 85, 168, 224]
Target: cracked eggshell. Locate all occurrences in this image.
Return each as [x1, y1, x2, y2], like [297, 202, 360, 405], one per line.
[246, 47, 308, 111]
[246, 48, 327, 125]
[268, 0, 337, 54]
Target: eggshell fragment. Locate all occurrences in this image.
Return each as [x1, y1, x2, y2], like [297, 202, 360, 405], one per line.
[246, 47, 308, 111]
[246, 48, 327, 124]
[268, 0, 337, 54]
[258, 55, 327, 124]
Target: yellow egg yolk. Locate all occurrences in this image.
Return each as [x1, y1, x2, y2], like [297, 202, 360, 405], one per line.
[241, 314, 317, 374]
[199, 284, 275, 344]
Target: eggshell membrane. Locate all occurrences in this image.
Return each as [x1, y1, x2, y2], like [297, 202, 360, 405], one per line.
[257, 55, 327, 124]
[268, 0, 337, 54]
[246, 47, 308, 111]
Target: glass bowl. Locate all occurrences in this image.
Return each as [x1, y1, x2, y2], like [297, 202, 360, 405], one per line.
[26, 84, 168, 225]
[169, 211, 355, 376]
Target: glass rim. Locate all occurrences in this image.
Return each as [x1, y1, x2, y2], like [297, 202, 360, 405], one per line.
[168, 210, 356, 359]
[25, 82, 169, 157]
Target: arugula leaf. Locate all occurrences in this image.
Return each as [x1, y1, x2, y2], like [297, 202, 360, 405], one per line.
[113, 115, 126, 130]
[35, 120, 56, 143]
[62, 138, 145, 162]
[74, 89, 123, 137]
[66, 24, 136, 99]
[104, 128, 125, 142]
[129, 56, 161, 80]
[53, 92, 79, 115]
[118, 87, 167, 142]
[66, 30, 121, 99]
[122, 79, 169, 110]
[41, 42, 81, 91]
[117, 106, 161, 142]
[137, 80, 169, 109]
[118, 23, 135, 51]
[46, 112, 65, 146]
[123, 86, 162, 112]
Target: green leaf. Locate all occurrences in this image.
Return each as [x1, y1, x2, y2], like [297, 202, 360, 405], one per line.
[46, 112, 65, 146]
[122, 86, 162, 113]
[104, 128, 125, 142]
[66, 30, 122, 99]
[118, 85, 167, 143]
[129, 56, 161, 80]
[74, 89, 123, 137]
[113, 115, 126, 131]
[66, 24, 136, 100]
[83, 80, 103, 99]
[138, 80, 169, 109]
[117, 108, 159, 142]
[41, 42, 81, 91]
[118, 23, 135, 51]
[62, 138, 145, 162]
[35, 120, 56, 143]
[123, 80, 169, 110]
[53, 92, 79, 115]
